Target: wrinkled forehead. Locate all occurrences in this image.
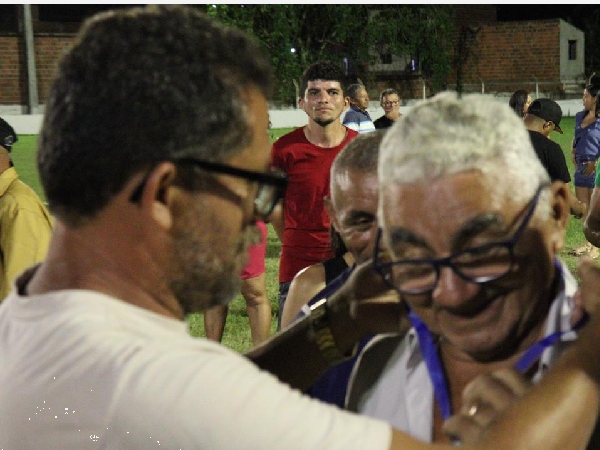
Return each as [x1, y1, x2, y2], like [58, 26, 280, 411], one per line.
[331, 169, 378, 204]
[379, 171, 519, 238]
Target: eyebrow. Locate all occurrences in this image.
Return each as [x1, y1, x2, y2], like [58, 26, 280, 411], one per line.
[387, 213, 506, 253]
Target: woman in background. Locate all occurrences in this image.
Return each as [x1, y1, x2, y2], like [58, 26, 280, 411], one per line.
[571, 84, 600, 258]
[509, 89, 532, 118]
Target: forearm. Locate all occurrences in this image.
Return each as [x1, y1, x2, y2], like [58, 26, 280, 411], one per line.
[269, 203, 284, 243]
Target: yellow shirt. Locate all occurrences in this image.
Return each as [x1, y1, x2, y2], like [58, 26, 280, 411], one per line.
[0, 167, 52, 300]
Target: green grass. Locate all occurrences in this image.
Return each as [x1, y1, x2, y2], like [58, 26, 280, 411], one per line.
[9, 122, 591, 352]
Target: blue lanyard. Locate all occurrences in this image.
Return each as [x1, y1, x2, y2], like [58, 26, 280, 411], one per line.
[410, 260, 587, 421]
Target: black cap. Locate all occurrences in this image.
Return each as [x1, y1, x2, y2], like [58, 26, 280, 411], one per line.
[0, 117, 17, 152]
[527, 98, 563, 134]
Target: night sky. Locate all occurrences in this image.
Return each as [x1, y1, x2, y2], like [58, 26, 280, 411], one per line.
[496, 5, 590, 25]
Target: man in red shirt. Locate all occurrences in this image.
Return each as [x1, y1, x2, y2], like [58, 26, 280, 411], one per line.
[271, 61, 357, 328]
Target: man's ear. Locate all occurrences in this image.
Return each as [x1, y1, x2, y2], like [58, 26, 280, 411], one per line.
[138, 162, 178, 230]
[324, 195, 340, 232]
[298, 97, 305, 111]
[548, 181, 570, 252]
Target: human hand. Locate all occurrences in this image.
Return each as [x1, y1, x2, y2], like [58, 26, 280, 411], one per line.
[442, 369, 532, 444]
[583, 161, 597, 175]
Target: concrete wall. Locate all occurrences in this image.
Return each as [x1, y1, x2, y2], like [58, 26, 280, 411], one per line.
[560, 20, 585, 81]
[3, 98, 584, 134]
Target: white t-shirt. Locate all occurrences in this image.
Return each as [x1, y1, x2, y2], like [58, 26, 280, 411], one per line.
[0, 272, 391, 450]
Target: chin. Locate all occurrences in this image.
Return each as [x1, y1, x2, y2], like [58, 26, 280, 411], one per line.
[314, 118, 335, 127]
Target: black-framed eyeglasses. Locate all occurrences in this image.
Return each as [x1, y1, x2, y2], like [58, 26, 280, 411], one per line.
[373, 184, 548, 295]
[382, 101, 399, 107]
[130, 158, 287, 220]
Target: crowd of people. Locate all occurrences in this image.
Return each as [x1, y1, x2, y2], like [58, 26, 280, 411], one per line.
[3, 5, 600, 449]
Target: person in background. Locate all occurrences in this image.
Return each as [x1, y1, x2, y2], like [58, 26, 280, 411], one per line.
[271, 61, 357, 329]
[509, 89, 532, 118]
[570, 84, 600, 258]
[0, 118, 52, 299]
[204, 220, 271, 345]
[524, 98, 586, 218]
[343, 84, 376, 133]
[374, 88, 401, 129]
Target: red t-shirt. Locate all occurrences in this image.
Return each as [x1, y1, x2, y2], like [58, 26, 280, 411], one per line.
[271, 126, 358, 283]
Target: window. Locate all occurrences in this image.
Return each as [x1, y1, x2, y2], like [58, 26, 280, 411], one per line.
[380, 52, 392, 65]
[569, 40, 577, 61]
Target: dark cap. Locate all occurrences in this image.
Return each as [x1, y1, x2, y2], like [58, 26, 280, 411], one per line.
[0, 117, 17, 152]
[527, 98, 563, 134]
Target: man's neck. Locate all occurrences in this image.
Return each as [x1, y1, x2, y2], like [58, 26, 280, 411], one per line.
[303, 120, 347, 148]
[26, 217, 184, 320]
[525, 122, 550, 138]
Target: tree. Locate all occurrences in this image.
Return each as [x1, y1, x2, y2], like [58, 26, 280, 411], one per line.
[206, 5, 455, 103]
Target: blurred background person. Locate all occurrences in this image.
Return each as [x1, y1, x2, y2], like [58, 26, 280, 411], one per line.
[570, 84, 600, 258]
[0, 118, 52, 300]
[343, 84, 375, 133]
[374, 88, 401, 129]
[509, 89, 532, 119]
[204, 220, 271, 345]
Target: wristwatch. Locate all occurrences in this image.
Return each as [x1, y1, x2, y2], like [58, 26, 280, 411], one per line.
[309, 298, 357, 366]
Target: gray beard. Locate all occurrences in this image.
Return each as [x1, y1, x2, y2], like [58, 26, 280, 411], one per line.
[170, 223, 261, 315]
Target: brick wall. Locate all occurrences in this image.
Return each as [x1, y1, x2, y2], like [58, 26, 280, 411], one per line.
[0, 34, 76, 105]
[452, 19, 561, 84]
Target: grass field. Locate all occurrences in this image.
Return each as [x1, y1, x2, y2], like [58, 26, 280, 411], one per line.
[10, 119, 592, 352]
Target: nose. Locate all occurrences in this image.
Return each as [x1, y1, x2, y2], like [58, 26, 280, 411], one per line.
[431, 266, 480, 310]
[316, 91, 329, 103]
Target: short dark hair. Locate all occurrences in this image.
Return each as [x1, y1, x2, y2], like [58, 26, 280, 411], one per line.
[346, 84, 367, 102]
[331, 130, 385, 176]
[509, 90, 529, 118]
[299, 61, 345, 98]
[585, 84, 600, 117]
[379, 88, 399, 104]
[38, 5, 272, 226]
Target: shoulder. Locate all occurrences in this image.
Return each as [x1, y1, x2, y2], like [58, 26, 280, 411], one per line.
[272, 127, 306, 150]
[344, 127, 359, 142]
[282, 264, 326, 326]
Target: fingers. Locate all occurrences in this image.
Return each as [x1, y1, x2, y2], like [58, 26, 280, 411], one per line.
[443, 369, 531, 444]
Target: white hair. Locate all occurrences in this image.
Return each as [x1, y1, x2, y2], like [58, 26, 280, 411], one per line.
[378, 92, 551, 221]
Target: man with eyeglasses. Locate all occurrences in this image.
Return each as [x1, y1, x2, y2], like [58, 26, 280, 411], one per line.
[5, 6, 600, 450]
[374, 88, 401, 130]
[346, 92, 600, 447]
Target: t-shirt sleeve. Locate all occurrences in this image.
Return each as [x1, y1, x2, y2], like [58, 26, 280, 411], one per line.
[107, 343, 392, 450]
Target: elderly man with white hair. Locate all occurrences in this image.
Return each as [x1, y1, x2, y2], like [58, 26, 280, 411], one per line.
[346, 92, 600, 447]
